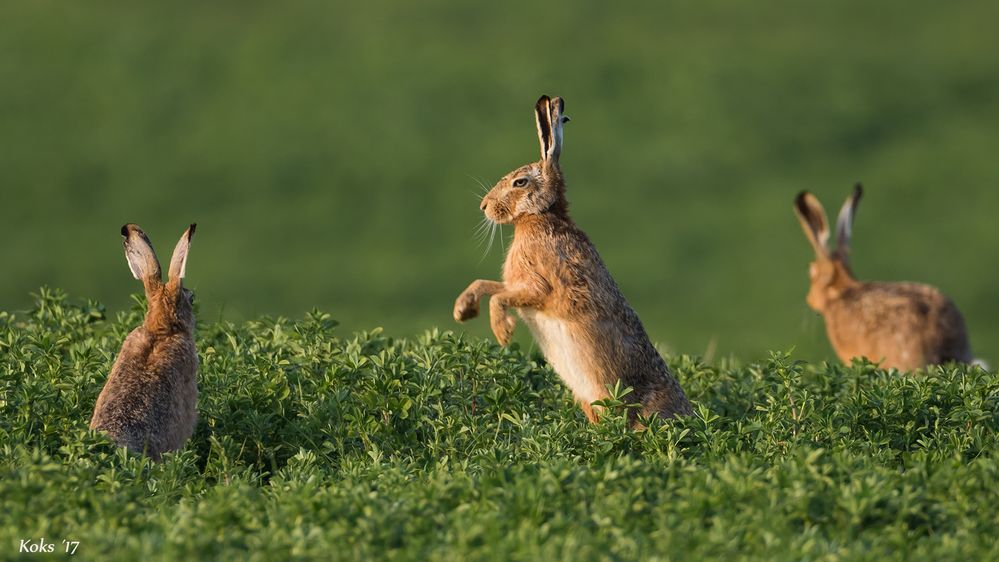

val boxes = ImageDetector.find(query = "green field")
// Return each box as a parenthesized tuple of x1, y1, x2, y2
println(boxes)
(2, 291, 997, 560)
(2, 1, 998, 363)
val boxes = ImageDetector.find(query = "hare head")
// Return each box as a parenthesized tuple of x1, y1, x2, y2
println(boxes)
(480, 95, 571, 224)
(121, 223, 197, 334)
(793, 184, 863, 312)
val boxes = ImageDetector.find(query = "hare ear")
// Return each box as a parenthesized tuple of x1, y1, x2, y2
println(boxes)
(834, 183, 863, 259)
(547, 96, 568, 164)
(122, 224, 162, 284)
(793, 192, 830, 258)
(535, 95, 569, 165)
(167, 224, 197, 282)
(535, 95, 553, 162)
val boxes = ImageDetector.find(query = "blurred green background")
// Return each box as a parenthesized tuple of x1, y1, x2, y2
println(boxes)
(2, 0, 997, 363)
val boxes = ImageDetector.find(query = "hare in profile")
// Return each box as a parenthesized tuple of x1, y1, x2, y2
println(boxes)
(454, 95, 692, 423)
(794, 184, 973, 370)
(91, 223, 198, 460)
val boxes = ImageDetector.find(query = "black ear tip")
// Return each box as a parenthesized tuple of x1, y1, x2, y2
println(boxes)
(853, 182, 864, 198)
(794, 191, 810, 215)
(121, 224, 130, 237)
(189, 223, 197, 237)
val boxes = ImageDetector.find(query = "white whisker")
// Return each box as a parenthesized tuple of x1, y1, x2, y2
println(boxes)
(465, 174, 492, 195)
(479, 220, 500, 263)
(473, 218, 491, 244)
(464, 175, 502, 264)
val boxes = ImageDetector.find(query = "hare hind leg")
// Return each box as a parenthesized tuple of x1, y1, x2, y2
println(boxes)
(579, 401, 600, 423)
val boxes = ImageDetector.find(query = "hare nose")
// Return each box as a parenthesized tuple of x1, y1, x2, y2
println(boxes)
(480, 199, 488, 211)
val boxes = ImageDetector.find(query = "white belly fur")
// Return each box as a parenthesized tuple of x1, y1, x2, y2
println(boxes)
(519, 309, 605, 404)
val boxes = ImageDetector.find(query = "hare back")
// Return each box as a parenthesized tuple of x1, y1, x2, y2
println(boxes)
(825, 281, 972, 369)
(90, 327, 198, 456)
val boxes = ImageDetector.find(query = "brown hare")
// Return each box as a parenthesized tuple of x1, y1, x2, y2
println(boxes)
(794, 184, 973, 370)
(454, 95, 692, 423)
(91, 224, 198, 460)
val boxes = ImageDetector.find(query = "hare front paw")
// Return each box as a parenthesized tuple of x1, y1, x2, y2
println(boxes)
(454, 291, 480, 322)
(490, 307, 517, 346)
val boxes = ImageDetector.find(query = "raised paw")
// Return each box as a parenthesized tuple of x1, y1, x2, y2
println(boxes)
(453, 291, 480, 322)
(490, 308, 517, 346)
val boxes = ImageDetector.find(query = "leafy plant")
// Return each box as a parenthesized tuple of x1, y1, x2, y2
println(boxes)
(1, 290, 997, 560)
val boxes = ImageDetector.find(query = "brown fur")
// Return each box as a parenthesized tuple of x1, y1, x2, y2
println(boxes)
(90, 224, 199, 460)
(454, 95, 692, 423)
(794, 185, 972, 370)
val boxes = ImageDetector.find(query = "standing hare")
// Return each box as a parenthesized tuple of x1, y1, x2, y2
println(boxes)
(794, 184, 973, 370)
(91, 223, 199, 460)
(454, 95, 692, 423)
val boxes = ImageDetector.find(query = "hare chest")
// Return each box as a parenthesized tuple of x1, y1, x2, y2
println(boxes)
(519, 309, 606, 405)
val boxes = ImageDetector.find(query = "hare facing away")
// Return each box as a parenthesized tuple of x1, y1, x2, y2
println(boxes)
(794, 184, 973, 370)
(90, 224, 198, 460)
(454, 95, 692, 423)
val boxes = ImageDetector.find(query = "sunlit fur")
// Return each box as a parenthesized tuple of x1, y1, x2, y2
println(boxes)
(90, 224, 199, 460)
(794, 186, 972, 370)
(455, 96, 692, 424)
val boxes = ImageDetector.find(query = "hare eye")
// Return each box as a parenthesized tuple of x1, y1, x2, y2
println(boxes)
(512, 177, 529, 187)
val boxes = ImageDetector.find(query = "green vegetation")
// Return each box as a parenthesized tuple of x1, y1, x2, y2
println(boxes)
(2, 290, 997, 560)
(2, 1, 998, 362)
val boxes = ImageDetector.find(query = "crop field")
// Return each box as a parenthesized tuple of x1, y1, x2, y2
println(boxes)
(2, 290, 997, 560)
